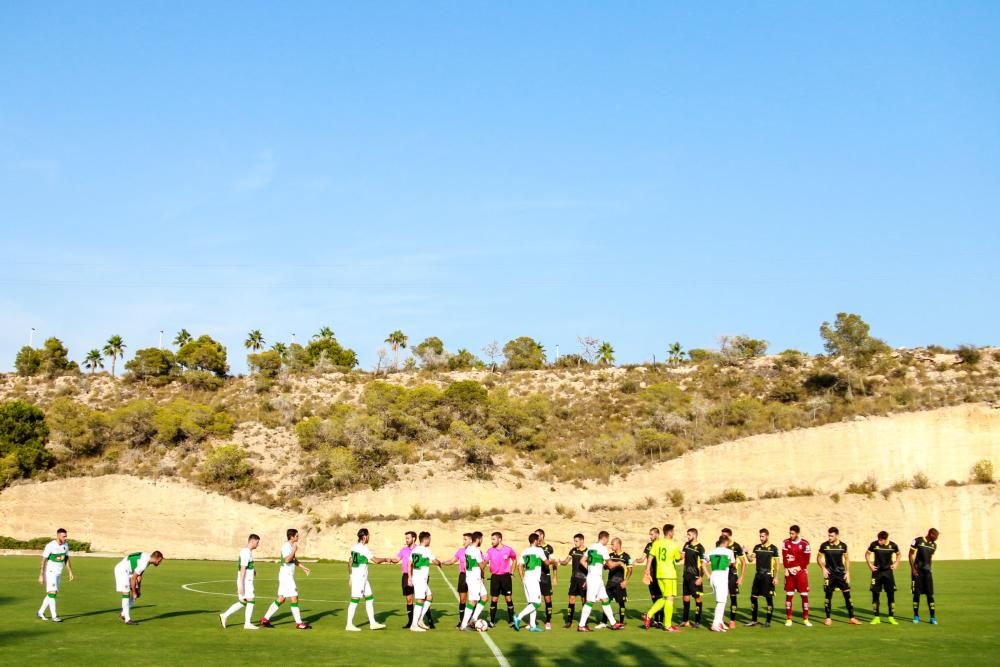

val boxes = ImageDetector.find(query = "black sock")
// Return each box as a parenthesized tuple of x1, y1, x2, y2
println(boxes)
(873, 594, 880, 615)
(913, 597, 919, 617)
(928, 596, 936, 618)
(490, 602, 498, 624)
(406, 603, 414, 627)
(765, 595, 774, 623)
(682, 599, 690, 622)
(825, 593, 833, 619)
(751, 596, 759, 621)
(568, 603, 575, 623)
(729, 595, 738, 622)
(887, 591, 895, 617)
(844, 592, 854, 618)
(619, 604, 626, 624)
(425, 606, 435, 628)
(458, 602, 464, 621)
(506, 603, 515, 622)
(695, 598, 703, 624)
(545, 600, 552, 623)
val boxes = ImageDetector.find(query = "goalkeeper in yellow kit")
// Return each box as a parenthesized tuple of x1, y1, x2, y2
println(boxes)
(642, 523, 682, 631)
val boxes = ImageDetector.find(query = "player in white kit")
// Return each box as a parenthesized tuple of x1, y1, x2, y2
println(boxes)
(37, 528, 74, 622)
(513, 532, 548, 632)
(578, 531, 624, 631)
(113, 549, 164, 624)
(220, 533, 261, 629)
(460, 531, 489, 630)
(408, 531, 441, 632)
(260, 528, 312, 630)
(346, 528, 391, 631)
(704, 534, 736, 632)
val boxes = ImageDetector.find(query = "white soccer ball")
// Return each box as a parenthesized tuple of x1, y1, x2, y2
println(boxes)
(475, 619, 489, 632)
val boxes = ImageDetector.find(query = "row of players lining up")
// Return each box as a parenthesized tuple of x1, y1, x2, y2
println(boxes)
(34, 524, 941, 633)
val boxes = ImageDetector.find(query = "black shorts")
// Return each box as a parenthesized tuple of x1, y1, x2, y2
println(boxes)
(401, 573, 414, 596)
(457, 571, 468, 594)
(912, 570, 934, 596)
(870, 571, 896, 594)
(569, 578, 587, 597)
(728, 570, 740, 595)
(490, 574, 513, 598)
(824, 576, 850, 594)
(682, 573, 703, 597)
(751, 573, 775, 597)
(608, 581, 627, 605)
(540, 575, 552, 597)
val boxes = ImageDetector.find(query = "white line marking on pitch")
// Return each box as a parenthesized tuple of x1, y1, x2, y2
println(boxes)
(180, 579, 386, 606)
(436, 566, 511, 667)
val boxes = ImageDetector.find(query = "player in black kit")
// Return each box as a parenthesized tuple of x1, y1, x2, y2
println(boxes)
(746, 528, 779, 627)
(680, 528, 705, 628)
(720, 528, 745, 628)
(865, 530, 900, 624)
(606, 538, 633, 625)
(560, 533, 588, 628)
(534, 528, 556, 629)
(642, 527, 664, 626)
(817, 527, 861, 625)
(909, 528, 939, 624)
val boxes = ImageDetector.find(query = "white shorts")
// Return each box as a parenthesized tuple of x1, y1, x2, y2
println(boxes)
(585, 577, 608, 603)
(523, 578, 542, 605)
(350, 571, 372, 599)
(710, 573, 729, 600)
(238, 573, 256, 601)
(466, 573, 486, 600)
(277, 572, 298, 598)
(413, 572, 432, 600)
(45, 569, 63, 594)
(114, 564, 132, 594)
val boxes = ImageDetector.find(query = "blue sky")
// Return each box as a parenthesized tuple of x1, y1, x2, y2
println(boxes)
(2, 1, 998, 372)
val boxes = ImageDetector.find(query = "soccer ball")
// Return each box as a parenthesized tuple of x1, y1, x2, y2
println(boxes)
(475, 619, 489, 632)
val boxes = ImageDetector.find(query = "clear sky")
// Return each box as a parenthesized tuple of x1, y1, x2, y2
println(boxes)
(2, 1, 998, 373)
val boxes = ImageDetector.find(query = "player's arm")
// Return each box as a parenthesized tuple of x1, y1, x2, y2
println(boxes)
(432, 558, 442, 566)
(890, 546, 901, 571)
(642, 552, 653, 585)
(908, 544, 918, 576)
(844, 548, 851, 583)
(130, 572, 141, 598)
(770, 550, 777, 581)
(296, 557, 311, 576)
(736, 551, 746, 584)
(865, 548, 876, 572)
(817, 549, 828, 578)
(406, 557, 414, 585)
(440, 556, 458, 566)
(239, 564, 248, 596)
(622, 562, 633, 588)
(38, 550, 47, 584)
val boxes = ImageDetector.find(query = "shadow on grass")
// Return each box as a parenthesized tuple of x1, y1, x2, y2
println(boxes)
(497, 638, 714, 667)
(0, 629, 47, 645)
(143, 609, 211, 621)
(63, 604, 153, 620)
(303, 608, 339, 624)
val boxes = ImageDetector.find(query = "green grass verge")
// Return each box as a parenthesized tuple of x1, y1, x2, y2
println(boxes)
(1, 556, 997, 665)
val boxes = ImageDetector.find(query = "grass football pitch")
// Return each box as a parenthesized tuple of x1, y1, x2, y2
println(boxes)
(1, 556, 997, 666)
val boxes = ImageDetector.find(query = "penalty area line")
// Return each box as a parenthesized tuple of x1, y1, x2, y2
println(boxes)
(436, 566, 510, 667)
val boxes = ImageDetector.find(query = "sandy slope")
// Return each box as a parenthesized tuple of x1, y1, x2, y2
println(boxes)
(1, 404, 997, 561)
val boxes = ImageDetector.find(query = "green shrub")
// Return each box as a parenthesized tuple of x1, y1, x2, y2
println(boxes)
(911, 472, 931, 489)
(709, 489, 748, 504)
(247, 350, 282, 379)
(668, 489, 684, 507)
(0, 400, 51, 484)
(846, 475, 878, 496)
(14, 346, 42, 377)
(0, 536, 91, 551)
(554, 503, 576, 519)
(125, 348, 176, 380)
(46, 398, 108, 456)
(760, 489, 783, 499)
(200, 444, 253, 490)
(177, 335, 229, 376)
(786, 486, 817, 497)
(152, 399, 234, 444)
(955, 345, 981, 366)
(503, 337, 546, 370)
(971, 459, 994, 484)
(108, 400, 157, 447)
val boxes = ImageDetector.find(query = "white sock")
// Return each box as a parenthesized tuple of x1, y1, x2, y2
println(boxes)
(244, 602, 255, 625)
(38, 598, 49, 616)
(472, 601, 485, 621)
(222, 602, 243, 620)
(420, 600, 431, 622)
(347, 601, 358, 626)
(603, 604, 616, 624)
(411, 603, 424, 629)
(121, 597, 131, 621)
(529, 608, 537, 627)
(461, 605, 474, 628)
(517, 604, 533, 620)
(291, 604, 302, 624)
(579, 603, 592, 627)
(49, 596, 58, 618)
(263, 601, 279, 620)
(365, 598, 376, 624)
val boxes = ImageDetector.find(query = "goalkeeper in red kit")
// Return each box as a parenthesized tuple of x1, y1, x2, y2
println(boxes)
(781, 525, 812, 627)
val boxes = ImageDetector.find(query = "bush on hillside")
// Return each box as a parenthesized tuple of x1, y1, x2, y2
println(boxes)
(956, 345, 981, 366)
(0, 400, 51, 486)
(0, 536, 91, 551)
(200, 444, 253, 490)
(151, 399, 234, 444)
(971, 459, 994, 484)
(46, 398, 109, 456)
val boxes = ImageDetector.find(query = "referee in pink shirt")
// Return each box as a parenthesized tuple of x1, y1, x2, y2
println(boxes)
(486, 531, 518, 626)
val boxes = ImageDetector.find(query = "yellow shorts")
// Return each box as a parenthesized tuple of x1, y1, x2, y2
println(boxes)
(657, 578, 677, 597)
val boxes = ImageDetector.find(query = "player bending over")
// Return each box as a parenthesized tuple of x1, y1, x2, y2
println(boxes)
(866, 530, 900, 625)
(114, 550, 164, 625)
(37, 528, 74, 622)
(260, 528, 311, 630)
(220, 533, 260, 629)
(346, 528, 391, 631)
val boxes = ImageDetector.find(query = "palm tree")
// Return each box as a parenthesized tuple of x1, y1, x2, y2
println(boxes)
(313, 326, 335, 341)
(385, 330, 408, 369)
(244, 329, 265, 352)
(668, 341, 684, 366)
(597, 341, 615, 365)
(271, 342, 288, 363)
(102, 335, 126, 378)
(173, 329, 192, 347)
(83, 349, 104, 374)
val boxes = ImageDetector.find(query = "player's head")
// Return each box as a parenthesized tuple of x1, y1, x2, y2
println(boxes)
(405, 530, 417, 546)
(789, 525, 801, 540)
(419, 531, 431, 545)
(662, 524, 674, 538)
(686, 528, 698, 542)
(598, 530, 610, 544)
(462, 532, 473, 547)
(472, 531, 483, 545)
(716, 535, 730, 547)
(721, 527, 733, 537)
(648, 527, 659, 541)
(611, 537, 622, 551)
(491, 531, 502, 547)
(528, 533, 539, 545)
(927, 528, 939, 541)
(534, 528, 546, 542)
(248, 533, 261, 549)
(877, 530, 889, 545)
(759, 528, 769, 544)
(150, 550, 164, 566)
(56, 528, 67, 544)
(827, 527, 839, 542)
(573, 533, 585, 547)
(286, 528, 299, 542)
(357, 528, 370, 544)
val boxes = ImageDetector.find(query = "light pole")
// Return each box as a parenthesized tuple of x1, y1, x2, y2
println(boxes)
(29, 327, 35, 346)
(555, 344, 560, 363)
(159, 330, 164, 349)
